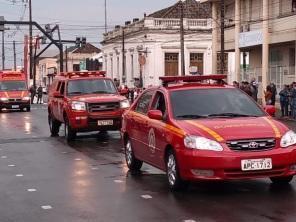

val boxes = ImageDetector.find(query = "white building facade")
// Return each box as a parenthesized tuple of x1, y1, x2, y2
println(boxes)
(102, 0, 214, 88)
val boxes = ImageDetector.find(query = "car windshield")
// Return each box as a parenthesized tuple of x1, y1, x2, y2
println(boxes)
(67, 79, 117, 95)
(170, 88, 265, 119)
(0, 81, 27, 91)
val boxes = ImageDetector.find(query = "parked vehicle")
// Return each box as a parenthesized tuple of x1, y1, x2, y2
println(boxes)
(0, 71, 30, 112)
(121, 75, 296, 191)
(48, 71, 130, 141)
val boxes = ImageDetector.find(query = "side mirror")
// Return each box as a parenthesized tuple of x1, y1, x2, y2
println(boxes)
(264, 105, 276, 117)
(148, 110, 163, 121)
(53, 91, 64, 98)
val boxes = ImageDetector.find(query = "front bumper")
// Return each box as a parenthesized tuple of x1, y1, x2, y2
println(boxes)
(177, 146, 296, 181)
(0, 101, 30, 110)
(68, 110, 124, 132)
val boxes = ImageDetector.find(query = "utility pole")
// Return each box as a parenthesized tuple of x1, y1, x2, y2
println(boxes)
(65, 46, 68, 72)
(220, 0, 225, 74)
(29, 0, 33, 79)
(122, 29, 126, 84)
(13, 40, 16, 70)
(104, 0, 107, 33)
(180, 0, 185, 76)
(1, 30, 4, 70)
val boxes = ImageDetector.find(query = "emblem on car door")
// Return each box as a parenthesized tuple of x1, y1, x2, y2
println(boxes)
(148, 128, 156, 154)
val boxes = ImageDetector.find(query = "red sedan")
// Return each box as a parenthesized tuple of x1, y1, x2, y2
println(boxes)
(121, 75, 296, 191)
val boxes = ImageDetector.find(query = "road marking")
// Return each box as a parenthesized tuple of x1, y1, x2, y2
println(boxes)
(114, 180, 124, 183)
(75, 158, 82, 161)
(183, 220, 197, 222)
(27, 189, 37, 192)
(8, 164, 16, 167)
(1, 156, 7, 159)
(141, 195, 152, 199)
(41, 205, 52, 210)
(16, 174, 23, 177)
(91, 167, 99, 170)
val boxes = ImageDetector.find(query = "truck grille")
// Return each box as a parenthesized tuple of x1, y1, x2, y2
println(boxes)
(8, 98, 22, 102)
(88, 102, 120, 112)
(227, 138, 276, 151)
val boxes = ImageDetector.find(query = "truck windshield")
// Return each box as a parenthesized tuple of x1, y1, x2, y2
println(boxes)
(0, 81, 27, 91)
(67, 79, 117, 95)
(170, 88, 265, 119)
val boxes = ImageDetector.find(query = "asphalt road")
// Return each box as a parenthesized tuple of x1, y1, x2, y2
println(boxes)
(0, 106, 296, 222)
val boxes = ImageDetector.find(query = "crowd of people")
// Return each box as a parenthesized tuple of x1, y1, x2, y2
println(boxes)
(278, 83, 296, 118)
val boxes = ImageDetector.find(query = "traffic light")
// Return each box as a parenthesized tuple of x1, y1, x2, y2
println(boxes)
(81, 37, 87, 47)
(75, 37, 81, 47)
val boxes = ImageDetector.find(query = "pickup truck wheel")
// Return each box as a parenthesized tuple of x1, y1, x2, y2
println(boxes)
(166, 150, 187, 191)
(125, 139, 143, 171)
(48, 114, 60, 136)
(64, 118, 76, 142)
(270, 176, 294, 185)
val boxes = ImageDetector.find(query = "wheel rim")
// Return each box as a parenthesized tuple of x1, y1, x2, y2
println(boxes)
(167, 154, 177, 186)
(126, 141, 133, 166)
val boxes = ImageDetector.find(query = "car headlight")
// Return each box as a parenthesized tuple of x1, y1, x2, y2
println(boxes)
(71, 101, 86, 111)
(0, 97, 8, 102)
(22, 96, 30, 101)
(120, 99, 130, 109)
(280, 130, 296, 148)
(184, 135, 223, 152)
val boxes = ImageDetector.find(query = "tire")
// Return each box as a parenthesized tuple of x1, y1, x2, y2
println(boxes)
(26, 106, 31, 112)
(166, 150, 187, 191)
(48, 114, 60, 137)
(125, 138, 143, 171)
(64, 117, 76, 142)
(270, 176, 294, 185)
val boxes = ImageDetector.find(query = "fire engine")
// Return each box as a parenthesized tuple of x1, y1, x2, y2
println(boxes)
(0, 71, 30, 112)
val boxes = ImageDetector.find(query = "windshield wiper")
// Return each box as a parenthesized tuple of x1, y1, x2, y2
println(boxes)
(208, 113, 259, 118)
(176, 114, 208, 119)
(92, 91, 113, 94)
(68, 91, 83, 95)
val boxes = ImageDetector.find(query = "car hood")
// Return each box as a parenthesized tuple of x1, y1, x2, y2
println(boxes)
(0, 91, 29, 98)
(175, 117, 288, 142)
(69, 94, 126, 103)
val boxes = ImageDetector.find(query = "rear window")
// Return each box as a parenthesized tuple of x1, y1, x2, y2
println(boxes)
(170, 88, 265, 119)
(67, 79, 117, 96)
(0, 81, 27, 91)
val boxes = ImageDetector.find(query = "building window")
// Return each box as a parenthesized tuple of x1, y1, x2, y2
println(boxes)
(190, 53, 204, 75)
(165, 53, 179, 76)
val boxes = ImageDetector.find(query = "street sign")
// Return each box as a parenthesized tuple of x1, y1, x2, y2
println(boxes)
(0, 16, 4, 31)
(79, 61, 86, 71)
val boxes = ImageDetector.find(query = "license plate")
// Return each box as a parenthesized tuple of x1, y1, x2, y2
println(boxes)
(241, 158, 272, 171)
(97, 120, 113, 126)
(12, 105, 19, 109)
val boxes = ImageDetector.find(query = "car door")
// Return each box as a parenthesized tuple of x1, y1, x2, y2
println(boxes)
(148, 91, 168, 168)
(52, 81, 61, 120)
(130, 90, 155, 161)
(56, 81, 66, 122)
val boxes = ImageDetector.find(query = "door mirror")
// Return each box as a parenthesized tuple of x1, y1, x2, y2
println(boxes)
(148, 110, 163, 120)
(264, 105, 276, 117)
(53, 91, 64, 98)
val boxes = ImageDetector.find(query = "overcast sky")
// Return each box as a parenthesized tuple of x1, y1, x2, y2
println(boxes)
(0, 0, 176, 68)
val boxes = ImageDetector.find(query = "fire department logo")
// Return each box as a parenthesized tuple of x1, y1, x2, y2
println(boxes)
(248, 142, 259, 149)
(148, 128, 156, 154)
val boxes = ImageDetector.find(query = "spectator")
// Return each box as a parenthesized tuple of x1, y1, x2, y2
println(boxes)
(29, 85, 36, 104)
(250, 78, 258, 102)
(279, 85, 289, 117)
(264, 85, 273, 105)
(37, 85, 43, 104)
(232, 81, 239, 88)
(291, 83, 296, 119)
(270, 83, 277, 105)
(240, 81, 252, 97)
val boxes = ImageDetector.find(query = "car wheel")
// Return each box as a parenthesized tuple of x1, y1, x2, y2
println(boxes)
(125, 139, 143, 171)
(166, 150, 187, 191)
(26, 106, 31, 112)
(48, 114, 60, 137)
(270, 176, 294, 185)
(64, 118, 76, 142)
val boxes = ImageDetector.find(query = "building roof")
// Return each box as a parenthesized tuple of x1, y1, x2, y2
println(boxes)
(148, 0, 211, 19)
(72, 43, 101, 54)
